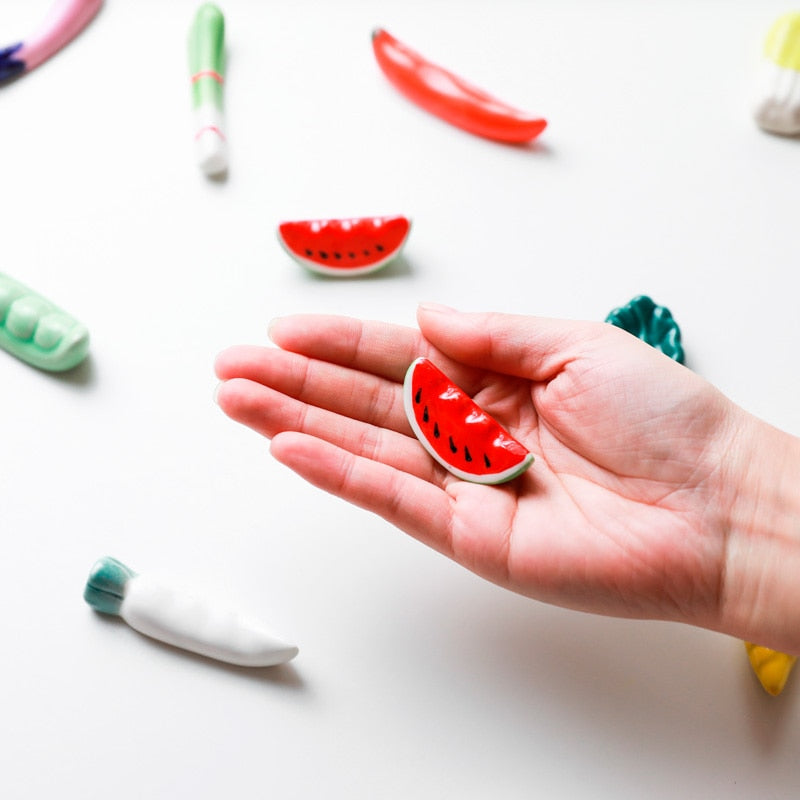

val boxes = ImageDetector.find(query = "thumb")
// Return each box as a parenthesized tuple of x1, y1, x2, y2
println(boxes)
(416, 303, 609, 381)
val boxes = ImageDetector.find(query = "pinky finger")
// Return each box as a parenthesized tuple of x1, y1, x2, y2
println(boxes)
(270, 431, 455, 558)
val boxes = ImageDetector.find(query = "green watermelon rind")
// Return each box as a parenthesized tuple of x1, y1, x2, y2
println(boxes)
(402, 357, 534, 485)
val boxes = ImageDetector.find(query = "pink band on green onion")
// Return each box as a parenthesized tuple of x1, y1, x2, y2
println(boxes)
(191, 69, 224, 85)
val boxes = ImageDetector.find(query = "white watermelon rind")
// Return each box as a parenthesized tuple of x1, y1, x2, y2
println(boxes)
(402, 357, 534, 485)
(276, 219, 411, 278)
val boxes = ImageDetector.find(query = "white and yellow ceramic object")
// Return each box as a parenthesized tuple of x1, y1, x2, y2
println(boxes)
(753, 12, 800, 134)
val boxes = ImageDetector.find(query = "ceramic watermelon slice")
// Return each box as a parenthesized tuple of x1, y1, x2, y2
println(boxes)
(277, 215, 411, 276)
(403, 357, 534, 484)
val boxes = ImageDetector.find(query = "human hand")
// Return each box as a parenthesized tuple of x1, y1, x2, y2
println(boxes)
(214, 304, 800, 652)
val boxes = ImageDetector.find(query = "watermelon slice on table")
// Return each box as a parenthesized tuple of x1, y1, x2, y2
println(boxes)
(403, 357, 534, 484)
(277, 215, 411, 276)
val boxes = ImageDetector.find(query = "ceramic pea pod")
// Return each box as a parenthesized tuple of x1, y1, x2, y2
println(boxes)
(0, 272, 89, 371)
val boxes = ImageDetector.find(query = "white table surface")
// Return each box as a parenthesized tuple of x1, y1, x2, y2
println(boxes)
(3, 1, 800, 797)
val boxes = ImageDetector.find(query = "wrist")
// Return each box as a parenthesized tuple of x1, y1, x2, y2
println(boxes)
(719, 410, 800, 654)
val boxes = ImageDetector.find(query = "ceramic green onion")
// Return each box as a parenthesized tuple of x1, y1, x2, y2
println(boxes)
(188, 4, 227, 175)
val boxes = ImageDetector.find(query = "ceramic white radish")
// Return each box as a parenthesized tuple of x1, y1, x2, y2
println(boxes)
(84, 557, 298, 667)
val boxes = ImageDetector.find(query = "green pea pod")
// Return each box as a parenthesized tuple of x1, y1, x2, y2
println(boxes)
(605, 295, 685, 364)
(0, 272, 89, 371)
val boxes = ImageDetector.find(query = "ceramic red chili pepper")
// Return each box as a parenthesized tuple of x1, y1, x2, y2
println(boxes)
(371, 28, 547, 143)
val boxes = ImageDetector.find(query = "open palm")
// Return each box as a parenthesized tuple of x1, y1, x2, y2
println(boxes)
(215, 305, 745, 633)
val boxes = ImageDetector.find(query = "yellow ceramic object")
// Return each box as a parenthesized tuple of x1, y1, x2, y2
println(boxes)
(764, 12, 800, 72)
(753, 12, 800, 134)
(744, 642, 797, 696)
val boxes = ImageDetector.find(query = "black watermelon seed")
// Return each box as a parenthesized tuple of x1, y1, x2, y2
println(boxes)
(376, 244, 384, 252)
(464, 446, 472, 462)
(305, 248, 313, 256)
(449, 436, 457, 454)
(422, 406, 429, 423)
(319, 251, 329, 259)
(363, 249, 370, 255)
(433, 423, 440, 438)
(348, 252, 356, 258)
(484, 454, 491, 468)
(334, 252, 342, 259)
(414, 388, 422, 404)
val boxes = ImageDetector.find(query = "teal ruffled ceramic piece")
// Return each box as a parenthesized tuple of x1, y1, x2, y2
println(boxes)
(605, 295, 685, 364)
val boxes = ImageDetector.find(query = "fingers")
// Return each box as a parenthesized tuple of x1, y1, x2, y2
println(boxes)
(416, 304, 610, 381)
(266, 315, 428, 382)
(216, 377, 446, 484)
(270, 431, 456, 557)
(215, 345, 411, 435)
(262, 313, 494, 395)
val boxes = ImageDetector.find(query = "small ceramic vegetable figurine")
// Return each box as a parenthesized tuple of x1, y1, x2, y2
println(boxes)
(0, 0, 103, 82)
(372, 28, 547, 143)
(744, 642, 797, 696)
(84, 556, 299, 667)
(403, 357, 534, 484)
(753, 12, 800, 135)
(188, 3, 227, 176)
(605, 295, 685, 364)
(0, 272, 89, 371)
(277, 215, 411, 277)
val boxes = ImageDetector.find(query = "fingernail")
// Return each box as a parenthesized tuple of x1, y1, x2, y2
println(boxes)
(213, 381, 223, 405)
(418, 302, 457, 314)
(267, 318, 279, 341)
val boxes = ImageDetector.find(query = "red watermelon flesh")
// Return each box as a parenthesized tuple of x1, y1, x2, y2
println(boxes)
(277, 215, 411, 276)
(403, 357, 534, 484)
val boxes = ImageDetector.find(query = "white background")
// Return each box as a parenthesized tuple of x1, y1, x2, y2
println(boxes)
(2, 1, 800, 797)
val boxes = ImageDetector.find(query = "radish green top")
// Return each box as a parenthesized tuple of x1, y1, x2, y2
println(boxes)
(83, 556, 136, 615)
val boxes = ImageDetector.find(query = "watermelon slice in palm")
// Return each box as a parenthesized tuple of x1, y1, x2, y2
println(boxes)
(403, 357, 534, 484)
(277, 215, 411, 276)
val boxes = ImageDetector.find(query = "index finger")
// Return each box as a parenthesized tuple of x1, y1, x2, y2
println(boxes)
(268, 315, 427, 383)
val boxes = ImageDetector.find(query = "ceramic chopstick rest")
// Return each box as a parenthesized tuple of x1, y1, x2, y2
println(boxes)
(188, 3, 228, 175)
(0, 272, 89, 371)
(84, 556, 298, 667)
(605, 295, 685, 364)
(0, 0, 103, 82)
(753, 12, 800, 135)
